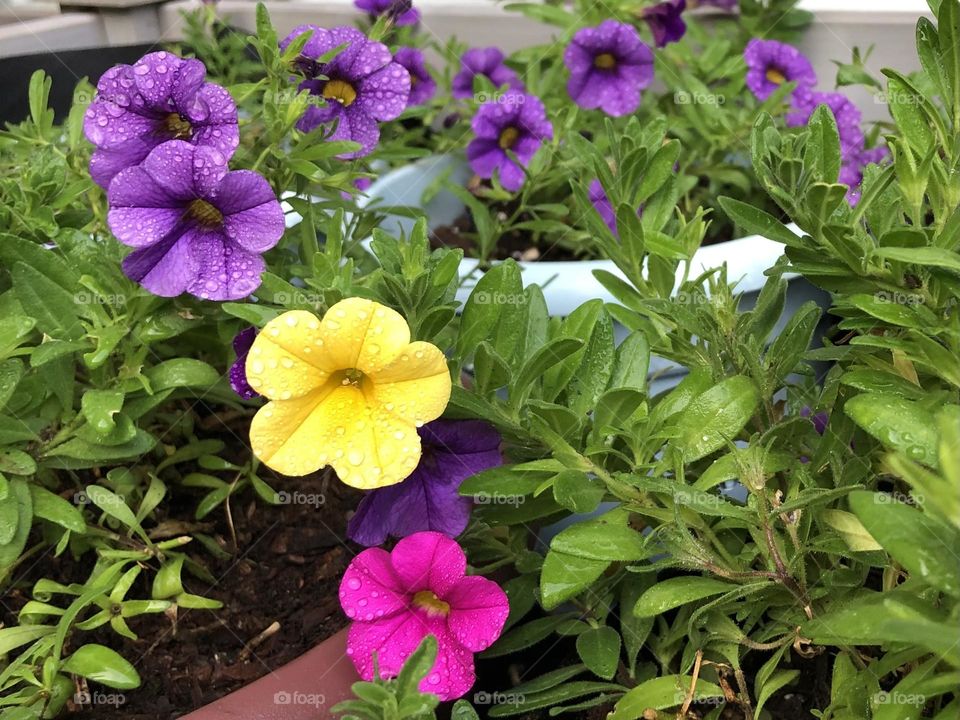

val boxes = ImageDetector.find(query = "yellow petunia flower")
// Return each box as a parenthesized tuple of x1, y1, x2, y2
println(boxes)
(246, 298, 452, 489)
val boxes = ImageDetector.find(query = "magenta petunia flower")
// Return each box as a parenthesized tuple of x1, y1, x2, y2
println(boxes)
(466, 92, 553, 191)
(84, 51, 239, 189)
(744, 39, 816, 102)
(643, 0, 687, 47)
(451, 47, 524, 100)
(280, 25, 410, 158)
(340, 532, 509, 701)
(354, 0, 419, 26)
(230, 327, 260, 399)
(564, 20, 655, 117)
(394, 47, 436, 106)
(107, 140, 284, 301)
(347, 420, 502, 546)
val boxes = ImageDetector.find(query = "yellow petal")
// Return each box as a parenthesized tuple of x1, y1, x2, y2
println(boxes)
(319, 298, 410, 374)
(249, 381, 422, 487)
(371, 341, 452, 427)
(246, 310, 332, 400)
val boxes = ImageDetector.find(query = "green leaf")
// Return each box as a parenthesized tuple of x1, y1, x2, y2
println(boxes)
(850, 491, 960, 597)
(483, 615, 576, 659)
(872, 245, 960, 273)
(634, 577, 735, 617)
(0, 359, 24, 413)
(551, 520, 648, 561)
(80, 389, 124, 435)
(610, 675, 724, 718)
(0, 624, 55, 655)
(576, 626, 621, 680)
(11, 262, 82, 340)
(143, 359, 221, 392)
(844, 393, 940, 466)
(719, 196, 801, 246)
(29, 485, 85, 533)
(61, 644, 141, 689)
(0, 478, 32, 578)
(512, 337, 584, 402)
(822, 509, 882, 551)
(669, 376, 759, 462)
(0, 448, 35, 476)
(83, 485, 150, 544)
(553, 470, 605, 514)
(540, 550, 610, 611)
(804, 104, 842, 182)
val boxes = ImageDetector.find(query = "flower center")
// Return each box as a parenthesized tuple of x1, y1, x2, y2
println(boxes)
(187, 199, 223, 228)
(594, 53, 617, 70)
(163, 112, 193, 140)
(412, 590, 450, 617)
(339, 368, 366, 387)
(766, 67, 787, 85)
(323, 79, 358, 107)
(498, 126, 520, 150)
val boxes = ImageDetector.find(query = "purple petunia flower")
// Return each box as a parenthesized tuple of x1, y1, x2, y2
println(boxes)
(451, 47, 524, 100)
(280, 25, 410, 158)
(230, 327, 260, 399)
(341, 176, 374, 201)
(466, 93, 553, 192)
(744, 39, 816, 102)
(107, 140, 284, 301)
(354, 0, 419, 26)
(564, 20, 655, 117)
(643, 0, 687, 48)
(394, 47, 436, 106)
(347, 420, 502, 546)
(84, 51, 239, 189)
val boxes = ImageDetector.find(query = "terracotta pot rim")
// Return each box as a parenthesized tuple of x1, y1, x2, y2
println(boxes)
(181, 626, 358, 720)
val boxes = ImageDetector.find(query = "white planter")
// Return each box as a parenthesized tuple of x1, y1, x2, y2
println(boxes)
(360, 155, 812, 316)
(359, 156, 828, 393)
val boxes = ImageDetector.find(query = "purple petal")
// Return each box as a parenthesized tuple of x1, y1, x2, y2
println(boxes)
(217, 170, 285, 253)
(230, 327, 260, 400)
(89, 139, 157, 189)
(122, 230, 199, 297)
(132, 52, 201, 111)
(185, 231, 266, 300)
(356, 62, 411, 120)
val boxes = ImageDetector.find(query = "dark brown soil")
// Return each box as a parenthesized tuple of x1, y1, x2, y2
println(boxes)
(3, 461, 359, 720)
(431, 208, 580, 263)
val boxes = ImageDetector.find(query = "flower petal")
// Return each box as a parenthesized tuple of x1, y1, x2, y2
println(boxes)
(318, 298, 410, 373)
(339, 547, 409, 621)
(121, 229, 198, 297)
(356, 62, 411, 121)
(372, 341, 451, 427)
(445, 575, 510, 652)
(245, 310, 332, 400)
(185, 231, 266, 301)
(186, 83, 240, 156)
(346, 611, 431, 681)
(418, 623, 476, 701)
(107, 166, 183, 247)
(217, 170, 285, 253)
(391, 532, 466, 596)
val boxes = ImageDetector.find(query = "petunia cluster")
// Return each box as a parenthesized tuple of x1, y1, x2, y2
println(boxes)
(232, 300, 509, 699)
(744, 39, 887, 203)
(86, 51, 284, 301)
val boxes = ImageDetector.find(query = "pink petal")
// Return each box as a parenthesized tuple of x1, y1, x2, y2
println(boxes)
(445, 575, 510, 652)
(391, 532, 466, 596)
(340, 548, 409, 622)
(419, 623, 476, 701)
(347, 611, 429, 680)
